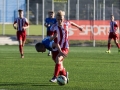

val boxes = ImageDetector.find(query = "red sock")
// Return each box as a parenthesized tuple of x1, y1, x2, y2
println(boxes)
(108, 43, 111, 50)
(54, 64, 61, 77)
(59, 68, 66, 76)
(19, 45, 23, 55)
(116, 43, 120, 48)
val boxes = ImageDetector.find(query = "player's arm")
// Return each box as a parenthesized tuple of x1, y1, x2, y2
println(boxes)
(44, 18, 50, 28)
(44, 23, 50, 27)
(13, 20, 17, 30)
(52, 43, 66, 57)
(13, 23, 17, 30)
(70, 21, 83, 31)
(49, 24, 56, 36)
(23, 18, 29, 30)
(114, 22, 118, 33)
(49, 32, 57, 41)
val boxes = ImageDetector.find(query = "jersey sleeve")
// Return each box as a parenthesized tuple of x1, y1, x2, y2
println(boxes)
(114, 21, 118, 27)
(49, 24, 56, 36)
(55, 19, 57, 24)
(25, 18, 29, 26)
(45, 18, 48, 24)
(68, 21, 72, 28)
(13, 18, 17, 24)
(54, 31, 58, 43)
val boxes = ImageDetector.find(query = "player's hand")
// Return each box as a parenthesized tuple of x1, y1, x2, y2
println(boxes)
(78, 27, 83, 31)
(13, 26, 17, 30)
(59, 51, 67, 57)
(22, 26, 26, 30)
(47, 24, 50, 27)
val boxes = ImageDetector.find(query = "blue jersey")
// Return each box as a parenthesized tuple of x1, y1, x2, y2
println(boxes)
(42, 37, 54, 51)
(45, 18, 57, 31)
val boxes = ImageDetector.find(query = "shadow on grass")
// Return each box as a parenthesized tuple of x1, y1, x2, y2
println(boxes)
(0, 82, 57, 87)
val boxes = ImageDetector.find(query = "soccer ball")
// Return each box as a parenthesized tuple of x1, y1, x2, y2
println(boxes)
(57, 75, 67, 85)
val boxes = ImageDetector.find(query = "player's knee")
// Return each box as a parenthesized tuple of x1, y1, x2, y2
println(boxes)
(55, 57, 61, 64)
(19, 41, 22, 45)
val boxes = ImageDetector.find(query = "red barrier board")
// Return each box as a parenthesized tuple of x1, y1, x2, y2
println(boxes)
(69, 20, 120, 40)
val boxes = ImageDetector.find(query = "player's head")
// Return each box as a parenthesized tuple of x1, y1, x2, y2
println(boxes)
(35, 42, 46, 52)
(56, 10, 65, 26)
(111, 15, 114, 21)
(48, 10, 55, 18)
(18, 9, 24, 18)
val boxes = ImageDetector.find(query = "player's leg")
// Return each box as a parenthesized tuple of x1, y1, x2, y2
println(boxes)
(49, 51, 60, 83)
(48, 50, 51, 56)
(17, 31, 24, 58)
(20, 31, 26, 58)
(22, 31, 26, 47)
(50, 49, 69, 83)
(113, 37, 120, 53)
(106, 34, 112, 53)
(49, 51, 60, 82)
(22, 39, 26, 47)
(59, 62, 69, 83)
(47, 31, 52, 56)
(18, 40, 24, 58)
(59, 49, 69, 83)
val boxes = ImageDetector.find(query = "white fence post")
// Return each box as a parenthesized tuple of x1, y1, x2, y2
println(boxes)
(27, 0, 29, 35)
(42, 0, 45, 39)
(36, 3, 39, 25)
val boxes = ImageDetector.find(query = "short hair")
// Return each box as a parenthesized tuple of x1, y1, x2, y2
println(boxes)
(48, 10, 54, 13)
(56, 10, 65, 17)
(18, 9, 23, 12)
(35, 42, 46, 52)
(111, 14, 114, 17)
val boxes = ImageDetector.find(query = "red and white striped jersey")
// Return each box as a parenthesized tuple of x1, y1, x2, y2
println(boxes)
(110, 21, 118, 32)
(50, 20, 71, 51)
(14, 17, 28, 31)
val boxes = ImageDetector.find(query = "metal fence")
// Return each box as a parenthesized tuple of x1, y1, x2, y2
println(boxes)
(0, 0, 120, 28)
(31, 0, 120, 23)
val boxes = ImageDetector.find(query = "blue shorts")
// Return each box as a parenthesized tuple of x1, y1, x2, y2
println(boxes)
(42, 37, 54, 51)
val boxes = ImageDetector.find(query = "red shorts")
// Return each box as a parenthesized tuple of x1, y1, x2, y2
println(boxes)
(52, 48, 69, 62)
(108, 32, 118, 40)
(17, 30, 26, 41)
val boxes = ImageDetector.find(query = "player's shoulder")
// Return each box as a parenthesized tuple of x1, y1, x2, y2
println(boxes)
(64, 20, 71, 26)
(64, 20, 70, 23)
(14, 17, 19, 20)
(114, 21, 117, 24)
(45, 17, 50, 20)
(50, 23, 57, 30)
(53, 18, 56, 20)
(23, 17, 28, 20)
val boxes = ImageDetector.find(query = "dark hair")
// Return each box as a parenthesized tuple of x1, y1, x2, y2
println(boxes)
(48, 10, 54, 13)
(18, 9, 23, 12)
(111, 14, 114, 17)
(35, 42, 46, 52)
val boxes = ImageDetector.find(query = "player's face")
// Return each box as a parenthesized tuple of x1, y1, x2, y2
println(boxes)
(57, 15, 64, 26)
(49, 12, 54, 18)
(111, 16, 114, 21)
(19, 11, 24, 18)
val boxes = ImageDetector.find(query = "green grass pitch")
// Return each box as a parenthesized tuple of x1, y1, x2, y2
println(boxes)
(0, 46, 120, 90)
(0, 24, 45, 35)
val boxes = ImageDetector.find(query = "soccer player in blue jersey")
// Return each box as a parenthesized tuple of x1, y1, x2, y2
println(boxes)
(44, 10, 57, 56)
(35, 33, 66, 57)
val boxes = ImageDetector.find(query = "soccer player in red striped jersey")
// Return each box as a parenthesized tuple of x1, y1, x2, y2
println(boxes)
(13, 9, 29, 58)
(49, 10, 82, 83)
(106, 15, 120, 53)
